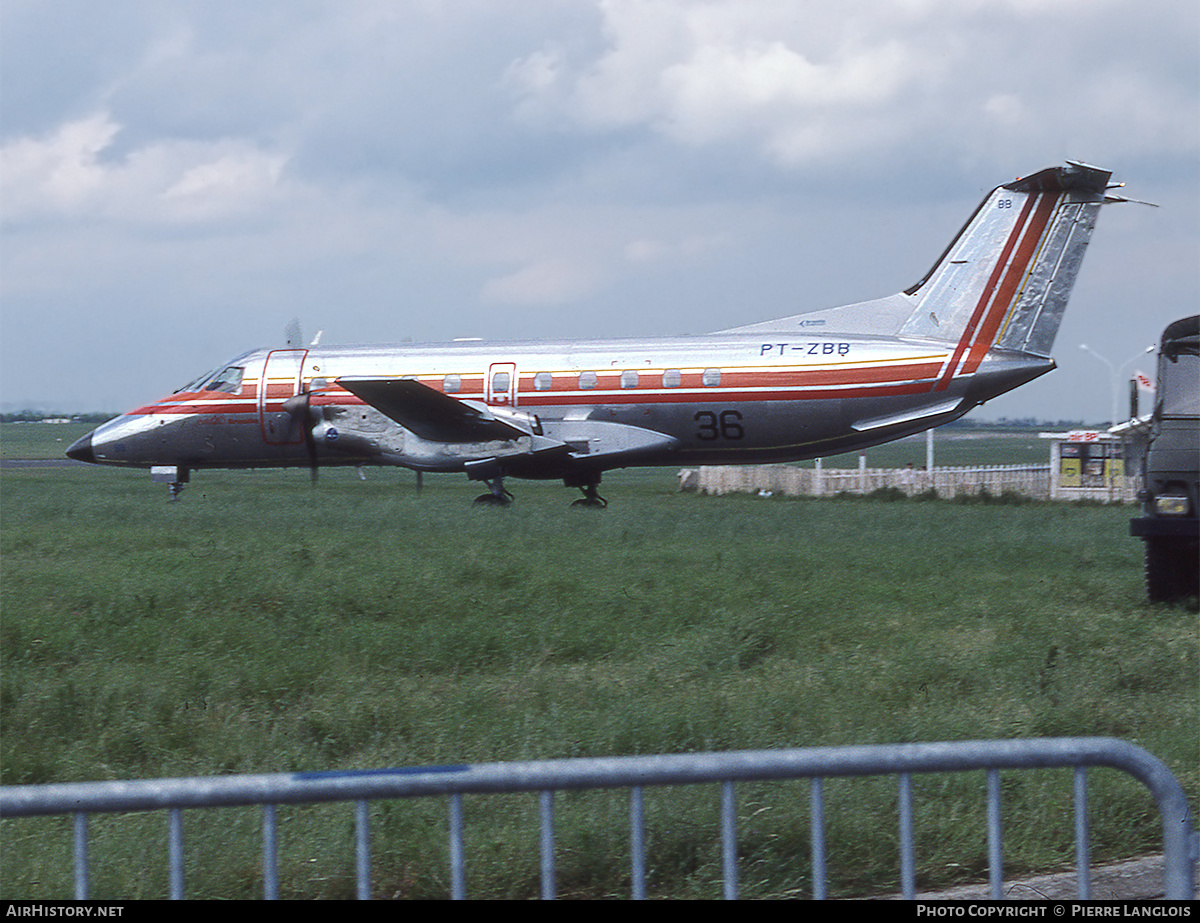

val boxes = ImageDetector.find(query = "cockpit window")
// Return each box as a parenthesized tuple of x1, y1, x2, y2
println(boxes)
(176, 368, 219, 393)
(177, 366, 244, 394)
(206, 366, 244, 394)
(175, 351, 257, 394)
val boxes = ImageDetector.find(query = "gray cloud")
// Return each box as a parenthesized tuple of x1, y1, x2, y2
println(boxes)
(2, 0, 1196, 423)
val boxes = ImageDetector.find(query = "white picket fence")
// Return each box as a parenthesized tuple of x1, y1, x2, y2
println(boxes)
(679, 464, 1136, 502)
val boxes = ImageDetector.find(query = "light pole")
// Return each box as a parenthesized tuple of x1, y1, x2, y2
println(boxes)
(1079, 343, 1155, 429)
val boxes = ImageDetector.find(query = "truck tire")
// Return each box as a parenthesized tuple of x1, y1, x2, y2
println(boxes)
(1144, 538, 1198, 603)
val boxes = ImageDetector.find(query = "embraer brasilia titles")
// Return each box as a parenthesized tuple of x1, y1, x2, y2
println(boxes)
(68, 162, 1127, 505)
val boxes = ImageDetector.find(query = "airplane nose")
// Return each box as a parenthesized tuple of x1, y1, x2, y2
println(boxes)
(66, 433, 95, 464)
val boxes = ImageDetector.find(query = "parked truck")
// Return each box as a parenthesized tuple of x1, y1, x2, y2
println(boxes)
(1129, 315, 1199, 603)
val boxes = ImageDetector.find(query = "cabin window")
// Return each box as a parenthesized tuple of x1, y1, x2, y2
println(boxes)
(207, 366, 244, 394)
(491, 371, 510, 392)
(663, 369, 681, 388)
(702, 368, 721, 387)
(443, 374, 461, 393)
(309, 377, 327, 391)
(620, 370, 639, 389)
(579, 371, 598, 390)
(534, 372, 553, 391)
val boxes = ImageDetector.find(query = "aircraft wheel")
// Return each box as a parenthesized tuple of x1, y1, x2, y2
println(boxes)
(571, 480, 607, 508)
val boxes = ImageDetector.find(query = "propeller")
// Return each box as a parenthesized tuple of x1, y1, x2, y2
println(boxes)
(282, 391, 320, 484)
(282, 319, 328, 483)
(282, 319, 324, 482)
(285, 318, 324, 347)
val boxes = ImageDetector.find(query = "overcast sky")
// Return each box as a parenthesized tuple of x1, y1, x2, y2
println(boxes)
(2, 0, 1197, 422)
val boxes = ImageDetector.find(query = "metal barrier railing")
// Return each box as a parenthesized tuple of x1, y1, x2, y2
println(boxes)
(2, 737, 1194, 899)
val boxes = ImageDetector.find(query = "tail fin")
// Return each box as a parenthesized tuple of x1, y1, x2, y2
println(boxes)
(722, 162, 1114, 359)
(900, 161, 1111, 363)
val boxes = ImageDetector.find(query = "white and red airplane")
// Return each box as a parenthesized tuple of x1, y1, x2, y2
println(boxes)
(69, 162, 1126, 504)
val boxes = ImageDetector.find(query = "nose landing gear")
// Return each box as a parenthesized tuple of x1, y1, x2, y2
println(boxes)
(152, 466, 190, 502)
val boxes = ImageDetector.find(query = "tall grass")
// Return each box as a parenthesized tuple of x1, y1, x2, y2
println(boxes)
(1, 465, 1195, 898)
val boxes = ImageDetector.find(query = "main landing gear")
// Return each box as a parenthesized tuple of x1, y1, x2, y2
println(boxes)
(473, 475, 514, 507)
(467, 462, 608, 508)
(466, 459, 514, 506)
(567, 473, 607, 508)
(571, 483, 607, 508)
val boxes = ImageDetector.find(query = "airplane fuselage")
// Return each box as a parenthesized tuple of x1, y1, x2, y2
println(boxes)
(72, 332, 1050, 477)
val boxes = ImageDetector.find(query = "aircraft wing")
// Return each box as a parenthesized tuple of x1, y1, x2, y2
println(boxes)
(338, 377, 678, 464)
(337, 378, 530, 443)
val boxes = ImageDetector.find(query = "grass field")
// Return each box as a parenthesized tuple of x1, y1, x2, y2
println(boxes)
(1, 428, 1196, 899)
(0, 422, 95, 460)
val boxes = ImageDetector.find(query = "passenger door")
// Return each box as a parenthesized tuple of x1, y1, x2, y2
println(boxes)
(258, 349, 307, 444)
(486, 362, 518, 408)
